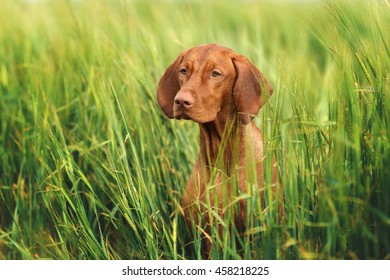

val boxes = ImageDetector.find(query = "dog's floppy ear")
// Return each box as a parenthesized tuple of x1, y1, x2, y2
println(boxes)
(232, 55, 273, 125)
(157, 51, 187, 118)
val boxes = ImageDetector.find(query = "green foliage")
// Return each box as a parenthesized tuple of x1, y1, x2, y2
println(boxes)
(0, 0, 389, 259)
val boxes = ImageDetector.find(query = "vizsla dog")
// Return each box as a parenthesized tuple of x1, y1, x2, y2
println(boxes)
(157, 44, 281, 257)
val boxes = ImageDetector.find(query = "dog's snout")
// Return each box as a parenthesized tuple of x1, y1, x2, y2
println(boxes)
(174, 92, 194, 109)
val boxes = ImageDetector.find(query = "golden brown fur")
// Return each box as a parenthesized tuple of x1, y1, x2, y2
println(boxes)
(157, 44, 282, 257)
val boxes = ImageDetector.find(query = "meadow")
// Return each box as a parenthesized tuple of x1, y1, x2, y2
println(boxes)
(0, 0, 389, 260)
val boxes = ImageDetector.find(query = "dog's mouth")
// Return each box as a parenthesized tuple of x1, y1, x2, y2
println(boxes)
(174, 113, 191, 120)
(174, 108, 217, 124)
(173, 106, 191, 120)
(174, 109, 192, 120)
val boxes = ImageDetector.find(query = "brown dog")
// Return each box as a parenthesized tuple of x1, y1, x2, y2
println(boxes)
(157, 44, 280, 257)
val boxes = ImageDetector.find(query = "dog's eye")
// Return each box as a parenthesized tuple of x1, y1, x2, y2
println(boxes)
(179, 68, 188, 76)
(211, 70, 221, 77)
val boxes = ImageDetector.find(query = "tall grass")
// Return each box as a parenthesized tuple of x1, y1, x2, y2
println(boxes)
(0, 0, 389, 259)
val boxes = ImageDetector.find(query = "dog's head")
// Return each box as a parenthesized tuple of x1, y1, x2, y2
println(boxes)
(157, 44, 273, 124)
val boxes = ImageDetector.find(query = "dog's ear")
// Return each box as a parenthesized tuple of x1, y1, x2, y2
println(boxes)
(157, 51, 187, 118)
(232, 55, 273, 125)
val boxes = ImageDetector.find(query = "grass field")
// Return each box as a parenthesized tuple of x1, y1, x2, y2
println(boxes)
(0, 0, 389, 260)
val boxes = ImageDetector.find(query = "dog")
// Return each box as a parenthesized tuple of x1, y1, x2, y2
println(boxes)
(157, 44, 282, 258)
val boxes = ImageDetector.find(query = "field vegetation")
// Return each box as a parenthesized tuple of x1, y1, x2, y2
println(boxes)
(0, 0, 389, 259)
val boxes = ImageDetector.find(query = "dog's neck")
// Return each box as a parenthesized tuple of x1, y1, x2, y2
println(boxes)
(198, 108, 242, 169)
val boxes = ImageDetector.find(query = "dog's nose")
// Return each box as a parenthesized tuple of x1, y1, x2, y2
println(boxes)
(174, 92, 194, 109)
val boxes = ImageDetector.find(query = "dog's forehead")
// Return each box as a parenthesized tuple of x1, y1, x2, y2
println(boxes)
(183, 44, 234, 66)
